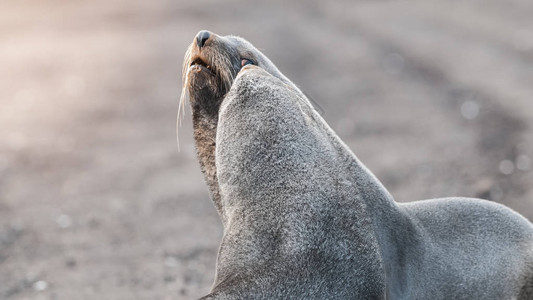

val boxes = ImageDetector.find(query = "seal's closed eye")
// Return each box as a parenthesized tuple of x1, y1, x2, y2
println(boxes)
(241, 58, 254, 68)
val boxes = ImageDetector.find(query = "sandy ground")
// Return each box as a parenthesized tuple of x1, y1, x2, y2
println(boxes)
(1, 0, 533, 299)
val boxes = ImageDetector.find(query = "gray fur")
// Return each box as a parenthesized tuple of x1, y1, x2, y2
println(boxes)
(181, 32, 533, 299)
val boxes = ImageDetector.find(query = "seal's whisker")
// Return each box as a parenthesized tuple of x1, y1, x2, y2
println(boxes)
(177, 44, 193, 152)
(211, 52, 234, 95)
(221, 55, 235, 92)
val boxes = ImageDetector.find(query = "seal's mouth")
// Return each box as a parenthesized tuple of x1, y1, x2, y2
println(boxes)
(179, 33, 239, 134)
(190, 56, 215, 76)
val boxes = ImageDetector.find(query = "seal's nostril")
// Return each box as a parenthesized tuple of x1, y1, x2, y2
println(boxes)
(196, 30, 211, 49)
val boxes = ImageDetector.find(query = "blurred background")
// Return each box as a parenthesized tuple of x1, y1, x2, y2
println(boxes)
(1, 0, 533, 299)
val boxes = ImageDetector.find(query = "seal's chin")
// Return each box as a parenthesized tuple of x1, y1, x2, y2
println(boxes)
(184, 58, 228, 113)
(185, 53, 238, 105)
(187, 69, 219, 100)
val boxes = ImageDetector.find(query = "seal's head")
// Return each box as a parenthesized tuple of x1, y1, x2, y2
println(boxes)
(178, 30, 305, 221)
(179, 30, 295, 120)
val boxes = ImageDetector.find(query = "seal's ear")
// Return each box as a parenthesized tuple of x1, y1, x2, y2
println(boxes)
(302, 90, 325, 116)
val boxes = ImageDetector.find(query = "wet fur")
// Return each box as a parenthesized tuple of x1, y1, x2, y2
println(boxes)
(180, 32, 533, 299)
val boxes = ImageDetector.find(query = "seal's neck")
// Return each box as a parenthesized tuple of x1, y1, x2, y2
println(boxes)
(192, 101, 226, 223)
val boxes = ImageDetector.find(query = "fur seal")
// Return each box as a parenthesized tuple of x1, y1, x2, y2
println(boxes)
(180, 30, 533, 299)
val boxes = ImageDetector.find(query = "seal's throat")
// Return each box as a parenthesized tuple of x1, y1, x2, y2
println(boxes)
(192, 103, 225, 221)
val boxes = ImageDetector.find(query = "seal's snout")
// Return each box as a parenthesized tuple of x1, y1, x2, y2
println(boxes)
(196, 30, 211, 49)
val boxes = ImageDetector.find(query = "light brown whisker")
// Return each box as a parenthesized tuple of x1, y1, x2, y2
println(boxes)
(177, 44, 193, 151)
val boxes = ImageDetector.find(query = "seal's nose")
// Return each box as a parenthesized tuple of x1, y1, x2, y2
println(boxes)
(196, 30, 211, 49)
